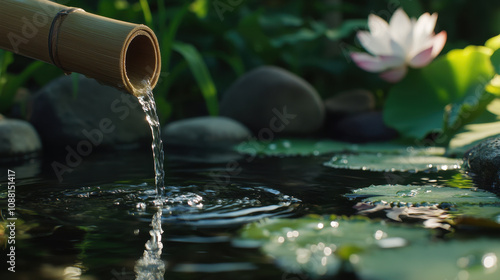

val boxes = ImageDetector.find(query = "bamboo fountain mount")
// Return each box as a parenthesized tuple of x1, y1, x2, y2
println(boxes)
(0, 0, 161, 96)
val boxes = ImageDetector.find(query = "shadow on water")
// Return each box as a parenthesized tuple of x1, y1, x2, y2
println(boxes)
(0, 148, 462, 280)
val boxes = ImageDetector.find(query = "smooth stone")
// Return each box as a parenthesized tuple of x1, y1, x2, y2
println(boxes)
(162, 116, 252, 148)
(325, 89, 375, 116)
(220, 66, 325, 136)
(464, 137, 500, 191)
(0, 116, 42, 158)
(328, 111, 399, 143)
(30, 75, 150, 151)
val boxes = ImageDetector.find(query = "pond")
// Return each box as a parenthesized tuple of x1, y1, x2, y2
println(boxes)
(3, 143, 497, 280)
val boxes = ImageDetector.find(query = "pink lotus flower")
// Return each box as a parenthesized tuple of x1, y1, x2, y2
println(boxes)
(350, 8, 447, 83)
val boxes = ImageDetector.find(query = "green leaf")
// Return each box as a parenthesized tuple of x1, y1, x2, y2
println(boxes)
(346, 184, 500, 207)
(0, 50, 14, 98)
(172, 41, 219, 116)
(237, 10, 278, 63)
(491, 48, 500, 74)
(235, 138, 446, 157)
(325, 19, 367, 41)
(447, 99, 500, 156)
(270, 28, 322, 47)
(324, 154, 462, 172)
(236, 215, 431, 278)
(0, 60, 44, 113)
(485, 34, 500, 51)
(190, 0, 209, 18)
(356, 239, 500, 280)
(384, 46, 496, 141)
(139, 0, 153, 27)
(159, 4, 189, 70)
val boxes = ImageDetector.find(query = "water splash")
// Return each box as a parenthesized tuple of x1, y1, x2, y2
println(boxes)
(135, 209, 165, 279)
(135, 82, 166, 279)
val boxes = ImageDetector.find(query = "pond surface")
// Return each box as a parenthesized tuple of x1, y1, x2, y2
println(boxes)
(0, 148, 489, 280)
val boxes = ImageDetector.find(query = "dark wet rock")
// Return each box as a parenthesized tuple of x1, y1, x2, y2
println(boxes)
(464, 137, 500, 191)
(162, 116, 251, 148)
(220, 66, 325, 136)
(30, 75, 150, 151)
(325, 89, 375, 117)
(327, 111, 399, 143)
(0, 115, 42, 159)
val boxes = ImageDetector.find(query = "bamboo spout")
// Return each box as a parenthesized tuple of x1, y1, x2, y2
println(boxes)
(0, 0, 161, 96)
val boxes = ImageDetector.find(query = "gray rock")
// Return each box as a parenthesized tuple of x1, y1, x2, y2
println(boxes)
(464, 137, 500, 191)
(0, 116, 42, 158)
(162, 116, 251, 148)
(328, 111, 399, 143)
(30, 75, 150, 151)
(220, 66, 325, 136)
(325, 89, 375, 116)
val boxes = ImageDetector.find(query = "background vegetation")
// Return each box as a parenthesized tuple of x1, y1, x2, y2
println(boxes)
(1, 0, 500, 124)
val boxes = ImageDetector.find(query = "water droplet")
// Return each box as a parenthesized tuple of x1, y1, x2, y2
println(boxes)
(377, 237, 407, 248)
(349, 254, 360, 264)
(283, 141, 291, 148)
(296, 248, 310, 264)
(374, 230, 386, 240)
(324, 247, 332, 256)
(136, 202, 147, 210)
(396, 189, 418, 197)
(482, 253, 497, 269)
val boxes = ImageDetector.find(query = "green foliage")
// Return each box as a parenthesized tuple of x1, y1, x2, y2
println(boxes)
(384, 46, 496, 145)
(172, 41, 219, 116)
(491, 49, 500, 75)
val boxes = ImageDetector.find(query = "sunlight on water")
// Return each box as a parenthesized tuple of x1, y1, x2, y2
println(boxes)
(135, 81, 166, 280)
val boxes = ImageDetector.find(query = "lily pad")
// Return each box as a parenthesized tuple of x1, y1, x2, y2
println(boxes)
(236, 215, 500, 279)
(346, 184, 500, 207)
(324, 154, 462, 172)
(234, 138, 446, 157)
(355, 239, 500, 280)
(235, 215, 430, 277)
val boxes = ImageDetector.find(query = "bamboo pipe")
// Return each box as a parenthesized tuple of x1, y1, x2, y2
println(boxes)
(0, 0, 161, 96)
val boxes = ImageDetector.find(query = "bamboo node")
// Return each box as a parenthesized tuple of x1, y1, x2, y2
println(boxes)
(48, 7, 84, 74)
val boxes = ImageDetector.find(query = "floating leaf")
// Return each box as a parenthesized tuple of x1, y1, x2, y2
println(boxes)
(235, 138, 445, 157)
(235, 139, 351, 157)
(346, 184, 500, 207)
(449, 205, 500, 221)
(235, 216, 430, 278)
(324, 154, 462, 172)
(355, 239, 500, 280)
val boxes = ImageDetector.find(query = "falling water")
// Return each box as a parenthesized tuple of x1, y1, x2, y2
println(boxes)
(136, 83, 165, 199)
(135, 82, 166, 280)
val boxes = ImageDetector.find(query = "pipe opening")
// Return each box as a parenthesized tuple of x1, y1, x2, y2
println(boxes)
(125, 33, 158, 93)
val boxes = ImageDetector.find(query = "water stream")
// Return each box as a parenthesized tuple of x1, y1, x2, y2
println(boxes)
(135, 83, 166, 280)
